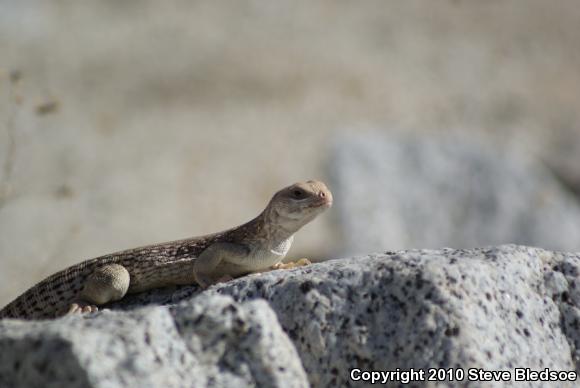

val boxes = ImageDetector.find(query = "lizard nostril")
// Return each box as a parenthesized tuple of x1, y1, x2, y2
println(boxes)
(318, 191, 326, 198)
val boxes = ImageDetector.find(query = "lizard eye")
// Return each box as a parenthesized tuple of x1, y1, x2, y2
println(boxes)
(292, 189, 305, 199)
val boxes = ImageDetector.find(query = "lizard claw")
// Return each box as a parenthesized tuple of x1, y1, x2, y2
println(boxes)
(82, 305, 98, 314)
(66, 301, 99, 316)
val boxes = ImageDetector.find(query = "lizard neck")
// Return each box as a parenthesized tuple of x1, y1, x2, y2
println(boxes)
(256, 205, 299, 243)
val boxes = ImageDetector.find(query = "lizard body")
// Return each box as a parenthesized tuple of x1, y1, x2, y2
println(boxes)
(0, 180, 332, 320)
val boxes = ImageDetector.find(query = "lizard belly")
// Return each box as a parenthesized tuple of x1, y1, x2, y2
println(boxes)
(215, 249, 282, 277)
(215, 236, 293, 278)
(215, 236, 294, 277)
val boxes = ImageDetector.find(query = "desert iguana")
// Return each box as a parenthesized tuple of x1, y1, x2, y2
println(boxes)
(0, 180, 332, 320)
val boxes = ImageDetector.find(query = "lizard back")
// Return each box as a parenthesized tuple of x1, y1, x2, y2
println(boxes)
(0, 235, 217, 320)
(0, 208, 294, 320)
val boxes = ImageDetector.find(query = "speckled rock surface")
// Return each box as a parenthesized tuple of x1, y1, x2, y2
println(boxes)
(212, 245, 579, 387)
(0, 294, 308, 388)
(1, 245, 578, 387)
(104, 245, 580, 387)
(328, 133, 580, 254)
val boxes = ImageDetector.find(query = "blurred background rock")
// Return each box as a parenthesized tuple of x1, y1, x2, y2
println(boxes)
(1, 0, 579, 307)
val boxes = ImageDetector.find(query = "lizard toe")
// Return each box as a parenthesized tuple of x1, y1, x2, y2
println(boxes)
(66, 301, 99, 316)
(66, 303, 82, 315)
(271, 258, 312, 270)
(295, 258, 312, 266)
(270, 262, 284, 270)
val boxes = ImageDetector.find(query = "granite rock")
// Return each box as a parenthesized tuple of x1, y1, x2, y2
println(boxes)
(0, 294, 308, 388)
(1, 245, 579, 388)
(214, 245, 579, 387)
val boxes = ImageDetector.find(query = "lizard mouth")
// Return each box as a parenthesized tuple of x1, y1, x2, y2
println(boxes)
(308, 199, 332, 209)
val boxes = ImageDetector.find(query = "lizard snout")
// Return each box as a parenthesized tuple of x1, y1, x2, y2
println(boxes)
(317, 188, 333, 208)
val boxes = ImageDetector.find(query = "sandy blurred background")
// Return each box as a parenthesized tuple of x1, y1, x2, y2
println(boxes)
(1, 0, 580, 307)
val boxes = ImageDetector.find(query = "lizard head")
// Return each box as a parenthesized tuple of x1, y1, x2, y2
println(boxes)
(266, 180, 333, 231)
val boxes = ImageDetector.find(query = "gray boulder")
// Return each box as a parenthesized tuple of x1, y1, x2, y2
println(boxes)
(215, 245, 579, 387)
(0, 295, 308, 388)
(1, 245, 579, 387)
(328, 132, 580, 254)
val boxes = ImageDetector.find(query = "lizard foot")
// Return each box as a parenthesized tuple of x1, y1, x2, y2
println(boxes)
(66, 300, 99, 315)
(271, 258, 312, 270)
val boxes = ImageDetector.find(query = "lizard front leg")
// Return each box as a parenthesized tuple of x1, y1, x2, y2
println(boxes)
(67, 264, 130, 315)
(193, 242, 250, 288)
